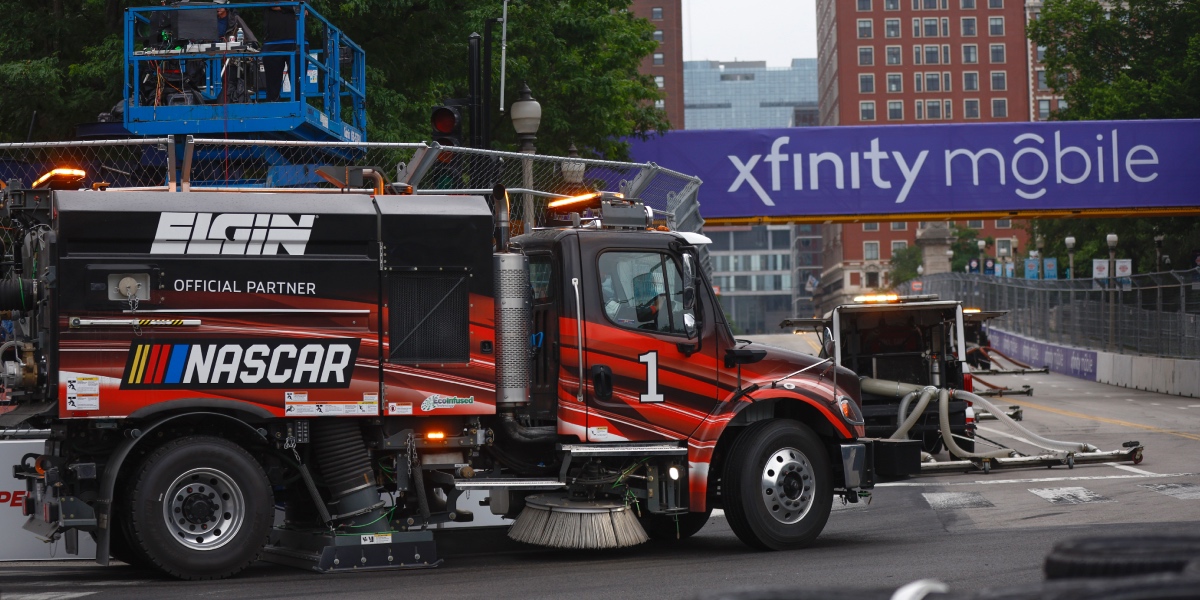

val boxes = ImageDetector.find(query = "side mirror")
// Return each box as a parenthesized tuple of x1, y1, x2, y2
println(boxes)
(822, 326, 836, 359)
(725, 347, 767, 368)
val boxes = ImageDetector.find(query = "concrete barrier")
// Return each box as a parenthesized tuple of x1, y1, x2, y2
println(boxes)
(990, 328, 1198, 398)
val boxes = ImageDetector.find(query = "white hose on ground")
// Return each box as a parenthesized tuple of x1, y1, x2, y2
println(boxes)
(954, 389, 1099, 453)
(938, 388, 1012, 459)
(890, 387, 936, 440)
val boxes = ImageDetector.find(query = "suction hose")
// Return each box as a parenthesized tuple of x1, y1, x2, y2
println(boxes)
(0, 279, 35, 311)
(499, 412, 558, 444)
(953, 389, 1099, 453)
(938, 388, 1011, 459)
(890, 387, 935, 440)
(310, 420, 386, 526)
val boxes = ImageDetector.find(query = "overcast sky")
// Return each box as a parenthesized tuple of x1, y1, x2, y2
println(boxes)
(682, 0, 818, 66)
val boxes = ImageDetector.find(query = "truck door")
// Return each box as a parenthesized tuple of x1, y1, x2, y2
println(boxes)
(575, 234, 721, 442)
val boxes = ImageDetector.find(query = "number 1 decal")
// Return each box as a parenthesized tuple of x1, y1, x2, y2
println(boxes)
(638, 351, 665, 403)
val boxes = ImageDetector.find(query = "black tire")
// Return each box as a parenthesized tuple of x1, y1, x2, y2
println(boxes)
(1044, 536, 1200, 579)
(641, 508, 713, 541)
(721, 419, 832, 551)
(124, 436, 273, 580)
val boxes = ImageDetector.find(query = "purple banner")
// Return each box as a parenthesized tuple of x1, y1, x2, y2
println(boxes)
(628, 120, 1200, 220)
(988, 328, 1098, 381)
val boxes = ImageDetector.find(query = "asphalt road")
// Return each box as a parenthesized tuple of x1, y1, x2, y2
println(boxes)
(3, 352, 1198, 600)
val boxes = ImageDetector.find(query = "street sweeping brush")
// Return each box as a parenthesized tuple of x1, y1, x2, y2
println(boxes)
(508, 494, 649, 549)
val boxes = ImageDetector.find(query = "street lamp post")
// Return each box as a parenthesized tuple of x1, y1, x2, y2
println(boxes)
(1107, 233, 1118, 351)
(977, 239, 987, 274)
(1064, 235, 1077, 344)
(511, 83, 541, 234)
(1036, 234, 1045, 278)
(1154, 231, 1165, 273)
(1065, 236, 1076, 279)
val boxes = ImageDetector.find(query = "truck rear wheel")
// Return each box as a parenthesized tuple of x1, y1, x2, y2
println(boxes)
(124, 436, 273, 580)
(722, 420, 832, 551)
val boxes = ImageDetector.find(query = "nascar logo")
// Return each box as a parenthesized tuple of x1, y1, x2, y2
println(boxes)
(122, 339, 359, 389)
(150, 212, 316, 255)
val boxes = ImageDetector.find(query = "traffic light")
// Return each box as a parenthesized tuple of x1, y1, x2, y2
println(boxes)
(430, 105, 462, 147)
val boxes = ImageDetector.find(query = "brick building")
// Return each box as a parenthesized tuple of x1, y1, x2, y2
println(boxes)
(631, 0, 685, 129)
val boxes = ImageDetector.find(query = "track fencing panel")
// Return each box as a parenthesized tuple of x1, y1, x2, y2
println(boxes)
(896, 269, 1200, 359)
(0, 138, 175, 190)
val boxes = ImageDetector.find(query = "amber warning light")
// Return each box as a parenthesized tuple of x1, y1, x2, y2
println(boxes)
(32, 168, 86, 190)
(547, 191, 603, 211)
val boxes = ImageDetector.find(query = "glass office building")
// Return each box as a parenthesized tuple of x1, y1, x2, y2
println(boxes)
(706, 224, 824, 334)
(684, 59, 819, 130)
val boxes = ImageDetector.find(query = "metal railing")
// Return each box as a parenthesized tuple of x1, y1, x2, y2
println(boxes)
(896, 270, 1200, 359)
(0, 136, 705, 256)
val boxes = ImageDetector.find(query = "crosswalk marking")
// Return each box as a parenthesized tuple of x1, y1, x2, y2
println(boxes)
(3, 593, 98, 600)
(922, 492, 994, 509)
(1139, 482, 1200, 500)
(1029, 486, 1114, 505)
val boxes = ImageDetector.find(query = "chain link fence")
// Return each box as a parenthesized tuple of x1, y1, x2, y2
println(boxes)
(1, 138, 175, 190)
(895, 270, 1200, 359)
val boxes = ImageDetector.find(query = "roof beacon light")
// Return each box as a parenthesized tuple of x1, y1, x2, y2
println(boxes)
(853, 294, 900, 303)
(32, 168, 86, 190)
(963, 308, 982, 314)
(547, 191, 602, 211)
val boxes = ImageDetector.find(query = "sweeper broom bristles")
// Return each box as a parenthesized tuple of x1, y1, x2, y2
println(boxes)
(508, 494, 649, 549)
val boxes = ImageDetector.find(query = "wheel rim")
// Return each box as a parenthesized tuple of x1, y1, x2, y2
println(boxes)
(162, 468, 246, 551)
(759, 446, 815, 525)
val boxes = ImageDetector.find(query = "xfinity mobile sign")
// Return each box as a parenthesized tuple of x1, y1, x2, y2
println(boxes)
(628, 120, 1200, 220)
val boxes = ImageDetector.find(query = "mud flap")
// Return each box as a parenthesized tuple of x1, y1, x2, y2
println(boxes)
(263, 529, 442, 573)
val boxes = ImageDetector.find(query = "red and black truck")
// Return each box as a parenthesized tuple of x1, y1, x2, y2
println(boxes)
(2, 183, 913, 579)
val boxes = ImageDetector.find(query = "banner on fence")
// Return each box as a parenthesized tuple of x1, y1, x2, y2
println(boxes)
(987, 329, 1098, 381)
(1092, 259, 1109, 279)
(1044, 257, 1059, 279)
(1025, 258, 1040, 279)
(628, 119, 1200, 221)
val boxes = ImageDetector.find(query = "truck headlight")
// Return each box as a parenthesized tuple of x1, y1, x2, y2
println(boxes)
(837, 396, 864, 426)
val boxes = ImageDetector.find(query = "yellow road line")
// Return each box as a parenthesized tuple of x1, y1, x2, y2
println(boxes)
(1005, 399, 1200, 442)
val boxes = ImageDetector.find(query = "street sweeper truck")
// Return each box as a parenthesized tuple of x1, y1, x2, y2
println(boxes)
(3, 181, 912, 580)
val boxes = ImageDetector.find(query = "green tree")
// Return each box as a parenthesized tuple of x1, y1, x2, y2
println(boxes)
(949, 225, 993, 274)
(0, 0, 668, 158)
(1026, 0, 1200, 270)
(887, 244, 923, 288)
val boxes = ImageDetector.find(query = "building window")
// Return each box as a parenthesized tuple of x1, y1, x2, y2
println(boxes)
(988, 0, 1002, 7)
(651, 7, 663, 19)
(943, 99, 952, 118)
(990, 43, 1005, 63)
(859, 46, 875, 66)
(967, 219, 984, 228)
(913, 45, 922, 65)
(887, 73, 903, 92)
(654, 99, 665, 109)
(1038, 98, 1051, 119)
(885, 19, 901, 38)
(860, 101, 876, 121)
(890, 222, 908, 231)
(860, 73, 875, 93)
(653, 53, 664, 65)
(653, 30, 664, 42)
(654, 76, 665, 88)
(925, 72, 941, 91)
(864, 242, 881, 261)
(858, 19, 874, 38)
(995, 219, 1012, 229)
(858, 0, 873, 10)
(963, 44, 978, 64)
(886, 46, 903, 65)
(864, 222, 880, 231)
(929, 99, 943, 119)
(888, 100, 904, 120)
(989, 16, 1005, 36)
(866, 272, 880, 288)
(1036, 45, 1046, 62)
(923, 0, 937, 9)
(943, 72, 952, 91)
(991, 71, 1006, 91)
(914, 72, 923, 92)
(964, 99, 980, 118)
(964, 71, 979, 90)
(915, 100, 924, 119)
(997, 239, 1012, 257)
(941, 17, 950, 37)
(992, 97, 1008, 118)
(1058, 99, 1068, 110)
(925, 45, 940, 64)
(962, 17, 976, 36)
(1037, 70, 1049, 90)
(892, 241, 908, 256)
(924, 18, 938, 37)
(885, 0, 900, 10)
(912, 18, 921, 37)
(962, 0, 976, 6)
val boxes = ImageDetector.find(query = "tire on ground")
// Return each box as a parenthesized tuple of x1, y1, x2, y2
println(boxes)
(641, 508, 713, 541)
(721, 419, 832, 551)
(125, 435, 273, 580)
(1044, 535, 1200, 579)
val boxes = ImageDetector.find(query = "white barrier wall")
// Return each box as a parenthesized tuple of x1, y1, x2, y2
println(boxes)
(1, 440, 96, 561)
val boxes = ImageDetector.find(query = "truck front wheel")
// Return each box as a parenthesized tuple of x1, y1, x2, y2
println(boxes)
(722, 419, 832, 551)
(124, 436, 273, 580)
